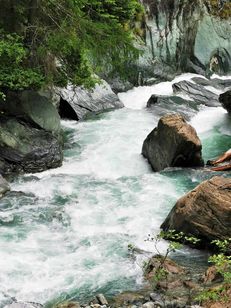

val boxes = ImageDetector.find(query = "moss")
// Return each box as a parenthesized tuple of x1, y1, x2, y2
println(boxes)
(206, 0, 231, 19)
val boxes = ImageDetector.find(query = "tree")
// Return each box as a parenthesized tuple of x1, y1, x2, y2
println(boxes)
(0, 0, 143, 96)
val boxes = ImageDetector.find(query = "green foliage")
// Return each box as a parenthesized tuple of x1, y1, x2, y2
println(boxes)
(158, 229, 201, 246)
(0, 0, 143, 93)
(0, 33, 44, 98)
(209, 239, 231, 285)
(196, 288, 224, 302)
(196, 238, 231, 305)
(206, 0, 231, 19)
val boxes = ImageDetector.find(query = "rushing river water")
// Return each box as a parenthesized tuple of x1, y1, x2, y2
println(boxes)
(0, 74, 230, 307)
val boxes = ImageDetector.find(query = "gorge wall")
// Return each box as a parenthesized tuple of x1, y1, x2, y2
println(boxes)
(136, 0, 231, 82)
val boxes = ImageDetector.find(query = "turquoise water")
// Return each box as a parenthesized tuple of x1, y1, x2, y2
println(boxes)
(0, 74, 230, 307)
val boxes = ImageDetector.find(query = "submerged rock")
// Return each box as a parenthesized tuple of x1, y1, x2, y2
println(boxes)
(161, 176, 231, 248)
(172, 80, 220, 107)
(146, 94, 198, 119)
(142, 114, 204, 172)
(0, 117, 63, 174)
(4, 302, 43, 308)
(54, 302, 81, 308)
(57, 79, 124, 120)
(219, 89, 231, 113)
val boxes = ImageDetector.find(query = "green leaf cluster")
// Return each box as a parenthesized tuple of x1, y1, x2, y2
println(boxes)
(0, 0, 143, 94)
(0, 33, 44, 98)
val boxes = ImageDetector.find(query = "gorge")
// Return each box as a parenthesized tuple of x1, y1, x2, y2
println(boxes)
(0, 1, 231, 308)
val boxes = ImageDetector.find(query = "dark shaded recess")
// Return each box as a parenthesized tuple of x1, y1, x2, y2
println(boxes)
(59, 97, 78, 121)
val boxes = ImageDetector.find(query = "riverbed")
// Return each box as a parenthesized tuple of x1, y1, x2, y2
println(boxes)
(0, 74, 230, 307)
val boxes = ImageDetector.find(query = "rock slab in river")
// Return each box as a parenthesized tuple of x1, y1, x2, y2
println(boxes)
(142, 114, 204, 172)
(57, 79, 124, 120)
(172, 80, 220, 107)
(146, 94, 198, 119)
(161, 176, 231, 247)
(219, 89, 231, 113)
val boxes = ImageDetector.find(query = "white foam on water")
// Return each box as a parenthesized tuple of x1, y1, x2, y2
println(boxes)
(1, 73, 228, 306)
(204, 86, 223, 95)
(118, 73, 202, 110)
(211, 74, 231, 80)
(190, 106, 227, 135)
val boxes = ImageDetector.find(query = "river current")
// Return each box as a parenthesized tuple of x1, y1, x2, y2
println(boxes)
(0, 74, 230, 307)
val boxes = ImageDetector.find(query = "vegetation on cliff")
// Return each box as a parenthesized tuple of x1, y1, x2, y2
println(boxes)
(0, 0, 143, 98)
(206, 0, 231, 18)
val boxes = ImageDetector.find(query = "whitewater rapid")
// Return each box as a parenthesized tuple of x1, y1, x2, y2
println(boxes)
(0, 74, 230, 307)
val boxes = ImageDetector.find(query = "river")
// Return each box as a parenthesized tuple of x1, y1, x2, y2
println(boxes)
(0, 74, 230, 307)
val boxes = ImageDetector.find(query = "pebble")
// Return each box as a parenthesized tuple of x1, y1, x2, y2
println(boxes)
(142, 302, 155, 308)
(96, 294, 108, 306)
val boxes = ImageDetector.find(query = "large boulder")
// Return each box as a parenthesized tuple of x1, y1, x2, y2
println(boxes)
(161, 176, 231, 247)
(219, 89, 231, 113)
(172, 80, 220, 107)
(0, 117, 63, 174)
(57, 79, 124, 120)
(142, 114, 204, 172)
(0, 90, 61, 134)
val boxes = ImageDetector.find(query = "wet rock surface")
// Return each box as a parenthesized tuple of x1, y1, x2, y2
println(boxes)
(161, 176, 231, 248)
(0, 90, 61, 134)
(0, 175, 10, 198)
(191, 77, 231, 90)
(0, 116, 63, 175)
(172, 81, 220, 107)
(57, 79, 124, 121)
(142, 114, 204, 172)
(4, 302, 43, 308)
(219, 89, 231, 113)
(146, 95, 198, 120)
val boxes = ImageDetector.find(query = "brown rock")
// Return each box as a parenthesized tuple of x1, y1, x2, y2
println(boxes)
(202, 266, 223, 284)
(161, 176, 231, 248)
(144, 255, 185, 280)
(142, 114, 204, 172)
(55, 302, 81, 308)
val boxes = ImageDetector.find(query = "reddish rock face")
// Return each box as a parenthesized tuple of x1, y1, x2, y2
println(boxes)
(161, 176, 231, 248)
(142, 114, 204, 171)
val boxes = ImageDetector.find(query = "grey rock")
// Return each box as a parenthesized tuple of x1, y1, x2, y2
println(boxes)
(142, 114, 204, 172)
(4, 302, 43, 308)
(219, 89, 231, 113)
(142, 302, 155, 308)
(211, 78, 231, 89)
(143, 1, 231, 76)
(1, 90, 61, 134)
(191, 77, 231, 90)
(57, 79, 123, 121)
(172, 80, 220, 107)
(146, 95, 198, 120)
(96, 294, 108, 306)
(0, 117, 63, 175)
(149, 293, 162, 303)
